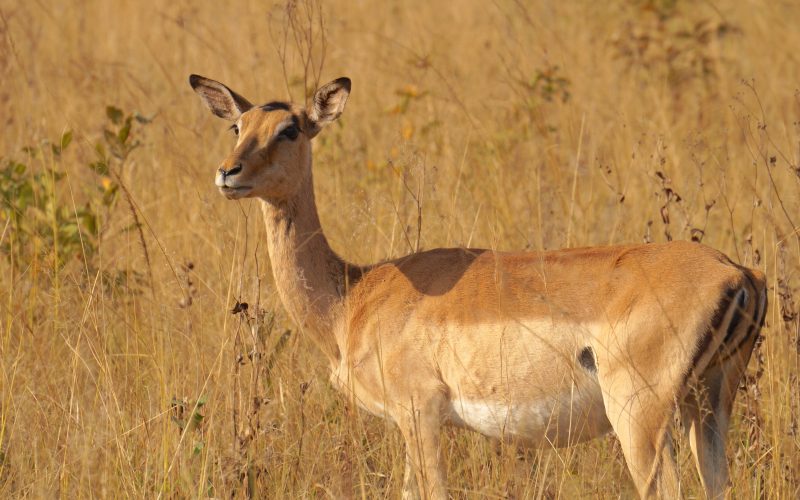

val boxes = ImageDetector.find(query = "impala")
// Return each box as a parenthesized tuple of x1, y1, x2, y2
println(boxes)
(190, 74, 767, 499)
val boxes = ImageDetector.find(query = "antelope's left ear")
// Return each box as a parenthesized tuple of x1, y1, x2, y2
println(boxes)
(307, 77, 351, 137)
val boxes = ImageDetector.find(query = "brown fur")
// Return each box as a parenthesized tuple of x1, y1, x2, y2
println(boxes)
(190, 74, 767, 499)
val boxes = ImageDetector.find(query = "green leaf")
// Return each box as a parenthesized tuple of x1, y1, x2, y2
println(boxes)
(106, 106, 124, 125)
(60, 222, 79, 239)
(17, 183, 34, 209)
(80, 211, 98, 237)
(60, 130, 73, 150)
(118, 119, 131, 144)
(103, 129, 118, 146)
(89, 161, 109, 176)
(192, 411, 204, 426)
(192, 441, 204, 456)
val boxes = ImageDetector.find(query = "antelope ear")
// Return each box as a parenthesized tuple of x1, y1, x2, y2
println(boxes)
(189, 74, 253, 121)
(307, 77, 351, 137)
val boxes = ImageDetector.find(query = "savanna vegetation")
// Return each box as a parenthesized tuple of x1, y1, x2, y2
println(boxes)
(1, 0, 798, 497)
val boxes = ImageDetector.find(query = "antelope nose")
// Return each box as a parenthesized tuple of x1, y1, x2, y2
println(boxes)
(219, 163, 243, 177)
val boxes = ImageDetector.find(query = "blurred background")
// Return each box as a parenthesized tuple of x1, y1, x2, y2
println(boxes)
(1, 0, 798, 497)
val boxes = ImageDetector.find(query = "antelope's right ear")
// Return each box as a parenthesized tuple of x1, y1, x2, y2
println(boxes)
(189, 74, 253, 121)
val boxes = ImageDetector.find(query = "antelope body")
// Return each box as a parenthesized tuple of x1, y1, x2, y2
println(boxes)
(190, 74, 767, 499)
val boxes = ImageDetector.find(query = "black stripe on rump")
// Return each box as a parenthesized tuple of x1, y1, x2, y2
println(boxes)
(689, 287, 737, 371)
(722, 288, 748, 347)
(718, 285, 767, 364)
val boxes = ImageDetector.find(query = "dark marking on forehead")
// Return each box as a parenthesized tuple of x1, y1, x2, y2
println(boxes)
(260, 101, 291, 112)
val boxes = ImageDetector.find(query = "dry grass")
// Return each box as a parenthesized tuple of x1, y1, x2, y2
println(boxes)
(1, 0, 799, 497)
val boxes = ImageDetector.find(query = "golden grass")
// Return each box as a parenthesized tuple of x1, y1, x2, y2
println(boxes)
(1, 0, 799, 497)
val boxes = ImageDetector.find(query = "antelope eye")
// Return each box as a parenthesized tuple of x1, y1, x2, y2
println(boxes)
(279, 125, 299, 141)
(231, 124, 239, 136)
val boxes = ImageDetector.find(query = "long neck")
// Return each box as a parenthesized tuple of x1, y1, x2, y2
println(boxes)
(259, 172, 349, 365)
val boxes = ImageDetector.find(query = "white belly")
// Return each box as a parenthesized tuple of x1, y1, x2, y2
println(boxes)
(447, 386, 610, 446)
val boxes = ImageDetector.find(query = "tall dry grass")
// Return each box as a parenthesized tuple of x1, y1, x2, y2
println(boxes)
(1, 0, 799, 497)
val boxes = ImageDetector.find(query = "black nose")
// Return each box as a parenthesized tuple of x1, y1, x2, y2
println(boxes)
(220, 163, 243, 177)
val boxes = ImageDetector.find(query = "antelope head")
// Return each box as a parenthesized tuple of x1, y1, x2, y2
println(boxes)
(189, 75, 351, 201)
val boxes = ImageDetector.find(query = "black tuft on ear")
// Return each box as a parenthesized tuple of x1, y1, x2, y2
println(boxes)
(189, 74, 253, 121)
(307, 77, 351, 136)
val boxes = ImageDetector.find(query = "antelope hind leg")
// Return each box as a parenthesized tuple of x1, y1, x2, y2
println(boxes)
(682, 330, 759, 499)
(683, 281, 764, 498)
(599, 367, 682, 498)
(402, 452, 421, 500)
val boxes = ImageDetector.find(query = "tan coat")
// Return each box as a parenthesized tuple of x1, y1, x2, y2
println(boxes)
(191, 74, 767, 499)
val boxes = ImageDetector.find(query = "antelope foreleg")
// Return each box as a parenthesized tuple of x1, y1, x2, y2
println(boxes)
(396, 395, 447, 500)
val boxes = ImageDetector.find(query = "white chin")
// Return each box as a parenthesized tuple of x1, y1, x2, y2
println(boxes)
(219, 186, 251, 199)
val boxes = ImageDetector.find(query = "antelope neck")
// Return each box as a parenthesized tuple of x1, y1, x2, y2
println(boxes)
(258, 172, 350, 365)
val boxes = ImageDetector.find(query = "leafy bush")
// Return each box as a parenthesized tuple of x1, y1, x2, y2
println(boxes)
(0, 106, 149, 274)
(0, 131, 98, 270)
